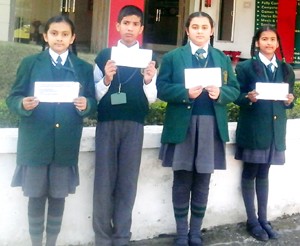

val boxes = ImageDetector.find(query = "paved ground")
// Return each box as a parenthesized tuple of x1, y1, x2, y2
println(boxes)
(129, 213, 300, 246)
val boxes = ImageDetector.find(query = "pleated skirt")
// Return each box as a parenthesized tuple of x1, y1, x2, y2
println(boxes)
(11, 163, 79, 198)
(159, 115, 226, 174)
(235, 141, 285, 165)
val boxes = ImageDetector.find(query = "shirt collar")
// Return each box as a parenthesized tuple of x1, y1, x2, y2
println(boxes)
(117, 40, 140, 49)
(259, 52, 278, 68)
(189, 41, 209, 58)
(49, 48, 69, 65)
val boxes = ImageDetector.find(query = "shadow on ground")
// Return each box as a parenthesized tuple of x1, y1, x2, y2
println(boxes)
(130, 213, 300, 246)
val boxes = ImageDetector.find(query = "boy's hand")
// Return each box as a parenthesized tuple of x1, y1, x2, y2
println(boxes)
(104, 60, 117, 86)
(143, 61, 156, 84)
(22, 97, 39, 110)
(74, 96, 87, 111)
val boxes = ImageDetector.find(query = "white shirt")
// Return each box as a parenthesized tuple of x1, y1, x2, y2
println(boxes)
(259, 52, 278, 72)
(189, 40, 209, 59)
(49, 48, 68, 66)
(94, 40, 157, 103)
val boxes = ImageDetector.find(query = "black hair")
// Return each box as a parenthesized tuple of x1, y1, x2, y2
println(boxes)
(182, 11, 214, 46)
(42, 15, 77, 55)
(251, 24, 291, 82)
(250, 25, 284, 59)
(117, 5, 144, 25)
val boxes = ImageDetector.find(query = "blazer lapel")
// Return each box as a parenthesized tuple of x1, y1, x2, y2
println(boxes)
(209, 46, 222, 68)
(68, 52, 85, 82)
(274, 60, 284, 82)
(251, 56, 269, 82)
(35, 51, 54, 81)
(179, 43, 193, 68)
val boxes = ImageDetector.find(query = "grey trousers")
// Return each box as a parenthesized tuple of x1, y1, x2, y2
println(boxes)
(93, 121, 144, 246)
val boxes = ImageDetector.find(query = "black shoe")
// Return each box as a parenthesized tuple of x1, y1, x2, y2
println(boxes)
(246, 222, 269, 241)
(189, 238, 203, 246)
(173, 237, 189, 246)
(188, 233, 203, 246)
(260, 221, 280, 239)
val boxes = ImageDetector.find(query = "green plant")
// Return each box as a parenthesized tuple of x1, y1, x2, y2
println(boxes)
(227, 102, 239, 122)
(83, 112, 97, 126)
(287, 102, 300, 119)
(293, 81, 300, 101)
(145, 100, 241, 124)
(145, 100, 167, 125)
(0, 99, 19, 127)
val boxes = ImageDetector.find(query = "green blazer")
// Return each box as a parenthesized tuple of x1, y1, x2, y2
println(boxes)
(234, 56, 295, 151)
(6, 50, 97, 166)
(157, 43, 240, 144)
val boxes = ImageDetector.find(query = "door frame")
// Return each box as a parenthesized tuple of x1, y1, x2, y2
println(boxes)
(143, 0, 188, 52)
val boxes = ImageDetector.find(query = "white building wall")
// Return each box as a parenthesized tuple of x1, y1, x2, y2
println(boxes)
(216, 0, 256, 59)
(1, 121, 300, 245)
(0, 0, 11, 41)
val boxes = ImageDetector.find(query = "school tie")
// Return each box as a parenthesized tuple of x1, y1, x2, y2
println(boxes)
(56, 56, 62, 69)
(195, 48, 206, 60)
(267, 63, 273, 73)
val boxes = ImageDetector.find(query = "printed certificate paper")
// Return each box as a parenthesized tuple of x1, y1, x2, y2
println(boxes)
(184, 67, 222, 89)
(255, 82, 289, 100)
(111, 46, 153, 68)
(34, 81, 80, 102)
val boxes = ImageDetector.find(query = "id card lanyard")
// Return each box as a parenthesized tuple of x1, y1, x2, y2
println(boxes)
(110, 67, 139, 105)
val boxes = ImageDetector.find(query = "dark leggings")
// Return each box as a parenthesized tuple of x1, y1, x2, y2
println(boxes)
(173, 170, 211, 207)
(241, 162, 271, 224)
(242, 162, 270, 180)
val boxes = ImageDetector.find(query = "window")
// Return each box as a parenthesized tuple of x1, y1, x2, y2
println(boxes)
(218, 0, 235, 41)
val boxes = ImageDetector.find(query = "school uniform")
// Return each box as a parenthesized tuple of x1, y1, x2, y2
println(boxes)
(234, 52, 295, 241)
(234, 53, 295, 165)
(7, 49, 97, 197)
(93, 41, 157, 246)
(157, 41, 239, 245)
(157, 41, 240, 172)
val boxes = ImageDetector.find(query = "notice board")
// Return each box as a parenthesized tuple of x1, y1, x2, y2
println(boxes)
(294, 0, 300, 67)
(255, 0, 278, 29)
(255, 0, 298, 65)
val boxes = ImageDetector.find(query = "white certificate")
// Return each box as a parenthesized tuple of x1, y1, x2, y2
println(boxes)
(34, 81, 80, 102)
(184, 67, 222, 89)
(111, 46, 153, 68)
(255, 82, 289, 100)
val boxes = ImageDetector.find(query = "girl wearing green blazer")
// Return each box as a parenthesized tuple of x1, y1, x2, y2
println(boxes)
(6, 16, 97, 246)
(234, 25, 295, 242)
(157, 12, 239, 246)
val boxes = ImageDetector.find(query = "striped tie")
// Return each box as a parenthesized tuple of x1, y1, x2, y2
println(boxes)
(195, 48, 206, 60)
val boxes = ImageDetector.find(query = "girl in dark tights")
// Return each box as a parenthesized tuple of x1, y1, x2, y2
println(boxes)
(7, 15, 96, 246)
(157, 11, 240, 246)
(234, 25, 295, 242)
